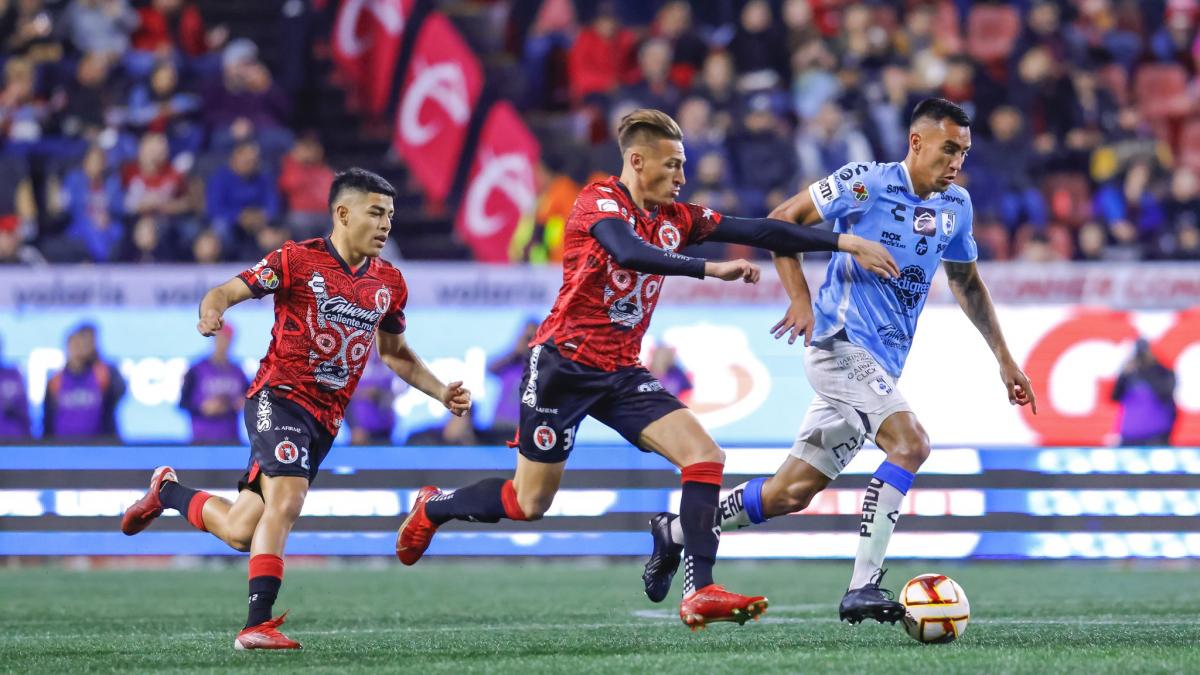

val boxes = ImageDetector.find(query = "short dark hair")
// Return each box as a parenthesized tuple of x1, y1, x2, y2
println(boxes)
(910, 98, 971, 129)
(328, 167, 396, 213)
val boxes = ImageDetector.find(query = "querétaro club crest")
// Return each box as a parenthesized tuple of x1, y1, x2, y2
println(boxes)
(888, 265, 932, 312)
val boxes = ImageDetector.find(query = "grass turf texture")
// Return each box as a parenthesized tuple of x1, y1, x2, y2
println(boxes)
(4, 560, 1199, 674)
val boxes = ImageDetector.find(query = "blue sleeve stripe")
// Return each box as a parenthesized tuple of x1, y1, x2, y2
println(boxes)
(873, 461, 914, 494)
(743, 476, 768, 524)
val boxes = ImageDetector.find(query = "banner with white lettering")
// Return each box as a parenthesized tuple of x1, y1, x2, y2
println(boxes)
(453, 102, 540, 262)
(390, 11, 483, 203)
(331, 0, 414, 117)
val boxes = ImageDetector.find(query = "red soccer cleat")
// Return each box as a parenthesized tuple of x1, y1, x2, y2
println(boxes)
(396, 486, 442, 566)
(234, 611, 302, 650)
(679, 584, 768, 631)
(120, 465, 177, 536)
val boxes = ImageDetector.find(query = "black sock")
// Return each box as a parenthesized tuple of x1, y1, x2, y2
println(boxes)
(246, 576, 282, 628)
(424, 478, 508, 525)
(159, 481, 201, 513)
(679, 481, 720, 595)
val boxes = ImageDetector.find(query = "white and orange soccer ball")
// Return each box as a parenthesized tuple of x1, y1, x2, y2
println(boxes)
(900, 574, 970, 644)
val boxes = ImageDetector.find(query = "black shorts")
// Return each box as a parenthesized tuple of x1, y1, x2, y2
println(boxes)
(516, 342, 686, 463)
(237, 387, 337, 494)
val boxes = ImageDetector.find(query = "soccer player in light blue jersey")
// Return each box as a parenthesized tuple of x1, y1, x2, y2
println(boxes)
(641, 98, 1038, 625)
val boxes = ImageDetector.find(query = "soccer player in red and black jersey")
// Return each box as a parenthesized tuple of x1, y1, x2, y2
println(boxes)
(120, 168, 472, 650)
(396, 109, 897, 630)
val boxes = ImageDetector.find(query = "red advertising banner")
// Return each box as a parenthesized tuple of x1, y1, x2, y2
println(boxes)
(454, 101, 541, 262)
(331, 0, 414, 116)
(391, 12, 483, 204)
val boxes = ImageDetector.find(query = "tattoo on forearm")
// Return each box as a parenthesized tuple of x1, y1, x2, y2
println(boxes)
(944, 262, 1006, 353)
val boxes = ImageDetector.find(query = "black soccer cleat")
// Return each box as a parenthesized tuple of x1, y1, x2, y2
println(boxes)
(839, 568, 906, 625)
(642, 512, 683, 603)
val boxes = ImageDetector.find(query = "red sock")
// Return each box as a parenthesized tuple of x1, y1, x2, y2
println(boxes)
(500, 480, 528, 521)
(186, 492, 212, 531)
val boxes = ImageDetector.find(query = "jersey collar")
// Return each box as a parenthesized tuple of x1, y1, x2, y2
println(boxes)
(898, 162, 937, 202)
(324, 237, 371, 277)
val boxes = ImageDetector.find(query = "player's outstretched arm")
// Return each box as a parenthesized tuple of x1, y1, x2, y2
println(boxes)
(943, 261, 1037, 414)
(591, 218, 759, 283)
(197, 278, 253, 336)
(376, 330, 471, 416)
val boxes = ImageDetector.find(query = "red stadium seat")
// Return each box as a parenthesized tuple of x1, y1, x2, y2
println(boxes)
(965, 5, 1020, 63)
(1041, 173, 1093, 228)
(1133, 63, 1190, 121)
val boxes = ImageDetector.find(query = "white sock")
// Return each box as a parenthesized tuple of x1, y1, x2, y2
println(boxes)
(669, 481, 753, 544)
(848, 475, 907, 590)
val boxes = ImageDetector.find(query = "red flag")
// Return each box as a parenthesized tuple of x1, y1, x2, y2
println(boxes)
(391, 12, 484, 204)
(454, 102, 541, 262)
(331, 0, 413, 116)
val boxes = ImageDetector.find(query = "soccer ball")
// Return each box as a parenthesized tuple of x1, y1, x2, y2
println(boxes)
(900, 574, 970, 644)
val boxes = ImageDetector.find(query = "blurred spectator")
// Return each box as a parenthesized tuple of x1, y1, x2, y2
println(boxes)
(278, 135, 334, 239)
(120, 214, 170, 262)
(566, 3, 636, 105)
(1172, 222, 1200, 260)
(347, 352, 400, 445)
(973, 106, 1048, 230)
(191, 228, 222, 263)
(728, 0, 789, 91)
(731, 94, 796, 196)
(616, 38, 680, 113)
(123, 133, 189, 221)
(179, 323, 248, 443)
(861, 62, 911, 157)
(406, 409, 479, 446)
(204, 39, 293, 159)
(131, 0, 216, 58)
(0, 228, 45, 264)
(3, 0, 62, 60)
(53, 51, 119, 147)
(0, 57, 49, 148)
(482, 319, 539, 444)
(1111, 338, 1177, 446)
(677, 95, 725, 166)
(512, 163, 578, 263)
(782, 0, 821, 54)
(687, 151, 739, 214)
(648, 345, 691, 400)
(651, 1, 707, 89)
(126, 60, 203, 157)
(693, 51, 738, 133)
(205, 140, 280, 253)
(790, 38, 840, 121)
(61, 145, 124, 262)
(60, 0, 138, 56)
(43, 323, 125, 441)
(794, 100, 874, 180)
(0, 335, 31, 440)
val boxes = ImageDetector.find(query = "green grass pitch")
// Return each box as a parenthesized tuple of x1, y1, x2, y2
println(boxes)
(4, 560, 1199, 674)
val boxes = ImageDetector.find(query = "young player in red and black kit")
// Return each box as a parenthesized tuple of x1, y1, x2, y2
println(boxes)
(396, 109, 897, 630)
(120, 169, 472, 650)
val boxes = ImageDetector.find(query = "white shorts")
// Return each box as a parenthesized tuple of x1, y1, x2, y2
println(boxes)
(789, 339, 912, 480)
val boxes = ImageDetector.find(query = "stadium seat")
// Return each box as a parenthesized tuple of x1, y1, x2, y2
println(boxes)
(1041, 173, 1093, 228)
(965, 5, 1020, 63)
(1133, 63, 1190, 121)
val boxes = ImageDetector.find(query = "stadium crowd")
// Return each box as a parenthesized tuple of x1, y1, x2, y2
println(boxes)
(507, 0, 1200, 263)
(0, 0, 1197, 266)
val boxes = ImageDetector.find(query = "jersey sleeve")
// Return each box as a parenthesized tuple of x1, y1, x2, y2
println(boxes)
(574, 184, 626, 236)
(941, 193, 978, 262)
(378, 272, 409, 334)
(238, 245, 289, 298)
(680, 202, 724, 245)
(806, 162, 881, 223)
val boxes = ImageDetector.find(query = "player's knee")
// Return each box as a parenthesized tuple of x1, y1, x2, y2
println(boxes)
(267, 492, 306, 522)
(888, 432, 931, 471)
(517, 492, 553, 521)
(228, 535, 252, 553)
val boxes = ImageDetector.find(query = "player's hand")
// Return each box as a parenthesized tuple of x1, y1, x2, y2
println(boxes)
(1000, 359, 1037, 414)
(771, 300, 814, 346)
(441, 380, 472, 417)
(843, 235, 899, 279)
(705, 259, 760, 283)
(197, 308, 224, 337)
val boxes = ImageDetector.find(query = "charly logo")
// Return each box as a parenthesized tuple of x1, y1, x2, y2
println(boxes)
(255, 390, 272, 432)
(334, 0, 405, 58)
(374, 286, 391, 314)
(398, 60, 471, 146)
(274, 440, 299, 464)
(889, 265, 931, 312)
(532, 424, 557, 451)
(462, 152, 536, 238)
(658, 222, 681, 251)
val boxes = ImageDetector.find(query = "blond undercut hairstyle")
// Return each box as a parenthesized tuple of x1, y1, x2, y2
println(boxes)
(617, 109, 683, 155)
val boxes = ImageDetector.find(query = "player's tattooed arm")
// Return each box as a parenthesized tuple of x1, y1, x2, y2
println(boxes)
(377, 330, 472, 416)
(197, 278, 253, 337)
(944, 261, 1038, 414)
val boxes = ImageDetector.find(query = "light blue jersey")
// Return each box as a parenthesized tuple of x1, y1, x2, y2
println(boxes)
(808, 161, 977, 377)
